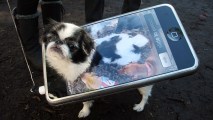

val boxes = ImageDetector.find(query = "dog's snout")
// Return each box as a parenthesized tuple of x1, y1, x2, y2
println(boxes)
(55, 40, 63, 45)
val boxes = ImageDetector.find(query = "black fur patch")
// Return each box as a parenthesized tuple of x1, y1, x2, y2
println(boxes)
(132, 44, 141, 54)
(70, 30, 95, 64)
(97, 36, 121, 62)
(41, 23, 66, 43)
(47, 66, 67, 97)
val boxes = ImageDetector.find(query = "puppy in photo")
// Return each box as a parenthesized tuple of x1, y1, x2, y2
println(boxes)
(41, 21, 153, 118)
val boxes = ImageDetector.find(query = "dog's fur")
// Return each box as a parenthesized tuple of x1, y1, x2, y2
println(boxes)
(41, 22, 153, 118)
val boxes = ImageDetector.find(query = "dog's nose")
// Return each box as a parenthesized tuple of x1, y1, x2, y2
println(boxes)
(55, 40, 63, 45)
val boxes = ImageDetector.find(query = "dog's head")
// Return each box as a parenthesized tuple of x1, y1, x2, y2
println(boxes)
(41, 22, 94, 64)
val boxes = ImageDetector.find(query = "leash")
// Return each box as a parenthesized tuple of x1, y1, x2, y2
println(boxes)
(6, 0, 37, 93)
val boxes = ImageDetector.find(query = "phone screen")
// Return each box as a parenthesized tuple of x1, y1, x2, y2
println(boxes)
(61, 9, 178, 95)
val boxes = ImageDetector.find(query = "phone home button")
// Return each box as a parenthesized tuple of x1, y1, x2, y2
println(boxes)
(167, 27, 183, 41)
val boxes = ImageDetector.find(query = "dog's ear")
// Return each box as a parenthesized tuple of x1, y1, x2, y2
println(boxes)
(40, 20, 58, 44)
(48, 19, 59, 25)
(43, 19, 58, 32)
(40, 27, 52, 44)
(80, 30, 94, 55)
(40, 34, 47, 44)
(40, 28, 50, 44)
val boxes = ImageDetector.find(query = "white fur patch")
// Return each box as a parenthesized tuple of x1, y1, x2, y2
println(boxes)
(46, 41, 91, 82)
(46, 41, 71, 59)
(102, 57, 111, 63)
(57, 23, 81, 40)
(46, 23, 92, 82)
(133, 85, 153, 112)
(78, 101, 93, 118)
(46, 55, 90, 82)
(113, 34, 149, 65)
(96, 33, 149, 65)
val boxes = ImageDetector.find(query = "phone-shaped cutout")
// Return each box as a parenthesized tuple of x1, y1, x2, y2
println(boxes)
(42, 4, 199, 106)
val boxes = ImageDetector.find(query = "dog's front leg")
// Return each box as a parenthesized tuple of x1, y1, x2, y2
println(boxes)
(133, 85, 153, 112)
(78, 100, 94, 118)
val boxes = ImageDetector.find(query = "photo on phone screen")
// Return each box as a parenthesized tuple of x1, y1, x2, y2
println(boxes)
(81, 9, 178, 89)
(46, 8, 180, 98)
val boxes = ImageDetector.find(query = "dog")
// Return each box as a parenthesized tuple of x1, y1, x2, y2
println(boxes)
(41, 21, 153, 118)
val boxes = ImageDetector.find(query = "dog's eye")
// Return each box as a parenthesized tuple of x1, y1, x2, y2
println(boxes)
(68, 43, 79, 51)
(65, 37, 73, 41)
(69, 44, 75, 48)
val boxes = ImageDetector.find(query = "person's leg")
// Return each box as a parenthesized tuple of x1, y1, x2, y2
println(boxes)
(40, 0, 64, 26)
(14, 0, 42, 70)
(122, 0, 141, 13)
(16, 0, 38, 15)
(85, 0, 105, 23)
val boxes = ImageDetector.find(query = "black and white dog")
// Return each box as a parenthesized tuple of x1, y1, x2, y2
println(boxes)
(41, 22, 153, 118)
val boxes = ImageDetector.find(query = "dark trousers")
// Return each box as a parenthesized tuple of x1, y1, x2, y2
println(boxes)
(17, 0, 141, 23)
(17, 0, 60, 15)
(16, 0, 63, 25)
(16, 0, 39, 15)
(85, 0, 141, 23)
(122, 0, 141, 13)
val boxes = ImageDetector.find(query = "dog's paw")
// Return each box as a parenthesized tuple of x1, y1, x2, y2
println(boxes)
(133, 104, 144, 112)
(78, 109, 90, 118)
